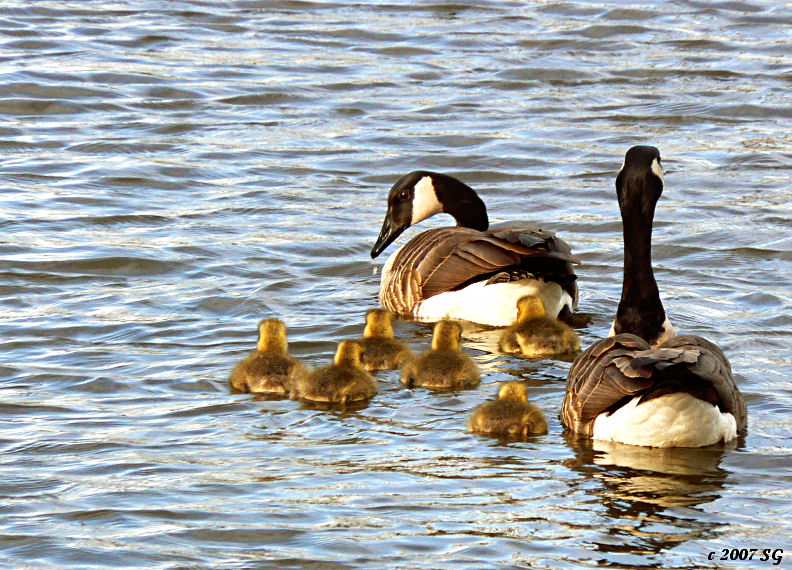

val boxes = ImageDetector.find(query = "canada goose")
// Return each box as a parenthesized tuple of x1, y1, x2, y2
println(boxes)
(370, 171, 580, 326)
(400, 319, 480, 389)
(229, 318, 308, 395)
(468, 381, 548, 438)
(499, 295, 580, 358)
(357, 309, 413, 371)
(562, 146, 747, 447)
(292, 340, 378, 404)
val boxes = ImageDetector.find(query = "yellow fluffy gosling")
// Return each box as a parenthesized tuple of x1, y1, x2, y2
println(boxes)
(468, 381, 548, 438)
(292, 340, 378, 404)
(357, 309, 413, 371)
(401, 319, 480, 390)
(229, 318, 308, 395)
(499, 295, 580, 358)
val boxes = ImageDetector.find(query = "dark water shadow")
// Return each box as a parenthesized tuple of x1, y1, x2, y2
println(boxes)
(562, 433, 738, 565)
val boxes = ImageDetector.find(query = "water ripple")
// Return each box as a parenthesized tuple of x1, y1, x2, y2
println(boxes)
(0, 0, 790, 568)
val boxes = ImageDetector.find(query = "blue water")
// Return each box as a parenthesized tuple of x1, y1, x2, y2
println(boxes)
(1, 1, 791, 567)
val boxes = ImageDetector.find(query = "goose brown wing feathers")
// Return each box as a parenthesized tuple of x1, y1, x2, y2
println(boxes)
(488, 222, 581, 263)
(562, 334, 653, 434)
(648, 334, 746, 429)
(380, 224, 578, 314)
(562, 333, 746, 436)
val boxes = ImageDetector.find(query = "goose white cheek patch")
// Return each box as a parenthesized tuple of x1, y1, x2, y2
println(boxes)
(651, 158, 664, 184)
(411, 176, 442, 225)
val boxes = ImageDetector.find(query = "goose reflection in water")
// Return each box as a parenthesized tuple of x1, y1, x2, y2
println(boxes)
(563, 433, 738, 562)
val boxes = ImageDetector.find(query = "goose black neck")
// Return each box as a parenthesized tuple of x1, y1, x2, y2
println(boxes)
(614, 199, 666, 341)
(432, 173, 489, 231)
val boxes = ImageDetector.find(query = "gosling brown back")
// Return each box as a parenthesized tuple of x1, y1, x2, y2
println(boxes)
(401, 320, 479, 390)
(358, 309, 413, 371)
(468, 381, 548, 438)
(292, 340, 378, 404)
(229, 318, 307, 395)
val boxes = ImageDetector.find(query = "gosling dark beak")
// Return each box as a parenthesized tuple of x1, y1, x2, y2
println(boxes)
(370, 215, 406, 259)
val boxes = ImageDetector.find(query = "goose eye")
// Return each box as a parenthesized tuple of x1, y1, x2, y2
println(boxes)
(399, 190, 409, 201)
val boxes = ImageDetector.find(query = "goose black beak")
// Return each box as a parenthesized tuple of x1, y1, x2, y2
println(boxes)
(371, 215, 406, 259)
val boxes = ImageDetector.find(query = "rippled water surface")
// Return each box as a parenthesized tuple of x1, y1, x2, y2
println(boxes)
(2, 1, 792, 568)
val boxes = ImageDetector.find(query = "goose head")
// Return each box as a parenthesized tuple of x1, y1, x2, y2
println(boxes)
(616, 145, 664, 224)
(371, 171, 489, 258)
(257, 318, 288, 354)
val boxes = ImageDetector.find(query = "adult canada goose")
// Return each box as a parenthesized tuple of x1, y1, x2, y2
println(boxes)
(499, 295, 580, 358)
(401, 319, 480, 390)
(357, 309, 413, 371)
(562, 146, 747, 448)
(468, 381, 548, 438)
(370, 171, 580, 327)
(291, 340, 378, 404)
(229, 318, 308, 395)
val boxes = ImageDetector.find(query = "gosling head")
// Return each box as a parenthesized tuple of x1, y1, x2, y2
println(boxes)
(497, 381, 528, 402)
(364, 309, 394, 339)
(257, 318, 288, 354)
(431, 319, 463, 351)
(334, 340, 364, 368)
(516, 295, 547, 322)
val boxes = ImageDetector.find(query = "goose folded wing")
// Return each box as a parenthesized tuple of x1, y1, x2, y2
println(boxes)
(382, 228, 489, 312)
(419, 236, 522, 297)
(565, 333, 747, 433)
(488, 222, 581, 264)
(655, 334, 746, 429)
(565, 334, 655, 427)
(418, 229, 579, 299)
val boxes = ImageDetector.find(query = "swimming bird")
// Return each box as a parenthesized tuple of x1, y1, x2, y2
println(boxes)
(498, 295, 580, 358)
(401, 319, 480, 390)
(370, 171, 580, 326)
(229, 318, 308, 395)
(562, 145, 747, 448)
(292, 340, 378, 404)
(468, 381, 548, 438)
(357, 308, 413, 371)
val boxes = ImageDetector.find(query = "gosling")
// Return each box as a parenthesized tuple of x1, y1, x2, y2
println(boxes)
(292, 340, 378, 404)
(357, 309, 413, 371)
(401, 319, 480, 390)
(468, 381, 548, 438)
(498, 295, 580, 358)
(229, 318, 308, 395)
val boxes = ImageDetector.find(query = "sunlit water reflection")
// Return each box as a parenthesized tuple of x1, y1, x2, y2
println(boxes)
(1, 1, 791, 568)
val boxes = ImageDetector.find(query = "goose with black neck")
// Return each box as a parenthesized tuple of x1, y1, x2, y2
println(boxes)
(370, 171, 580, 327)
(608, 150, 675, 345)
(562, 146, 747, 448)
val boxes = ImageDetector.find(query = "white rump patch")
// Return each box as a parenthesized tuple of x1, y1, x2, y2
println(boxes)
(414, 278, 572, 327)
(411, 176, 442, 225)
(592, 392, 738, 448)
